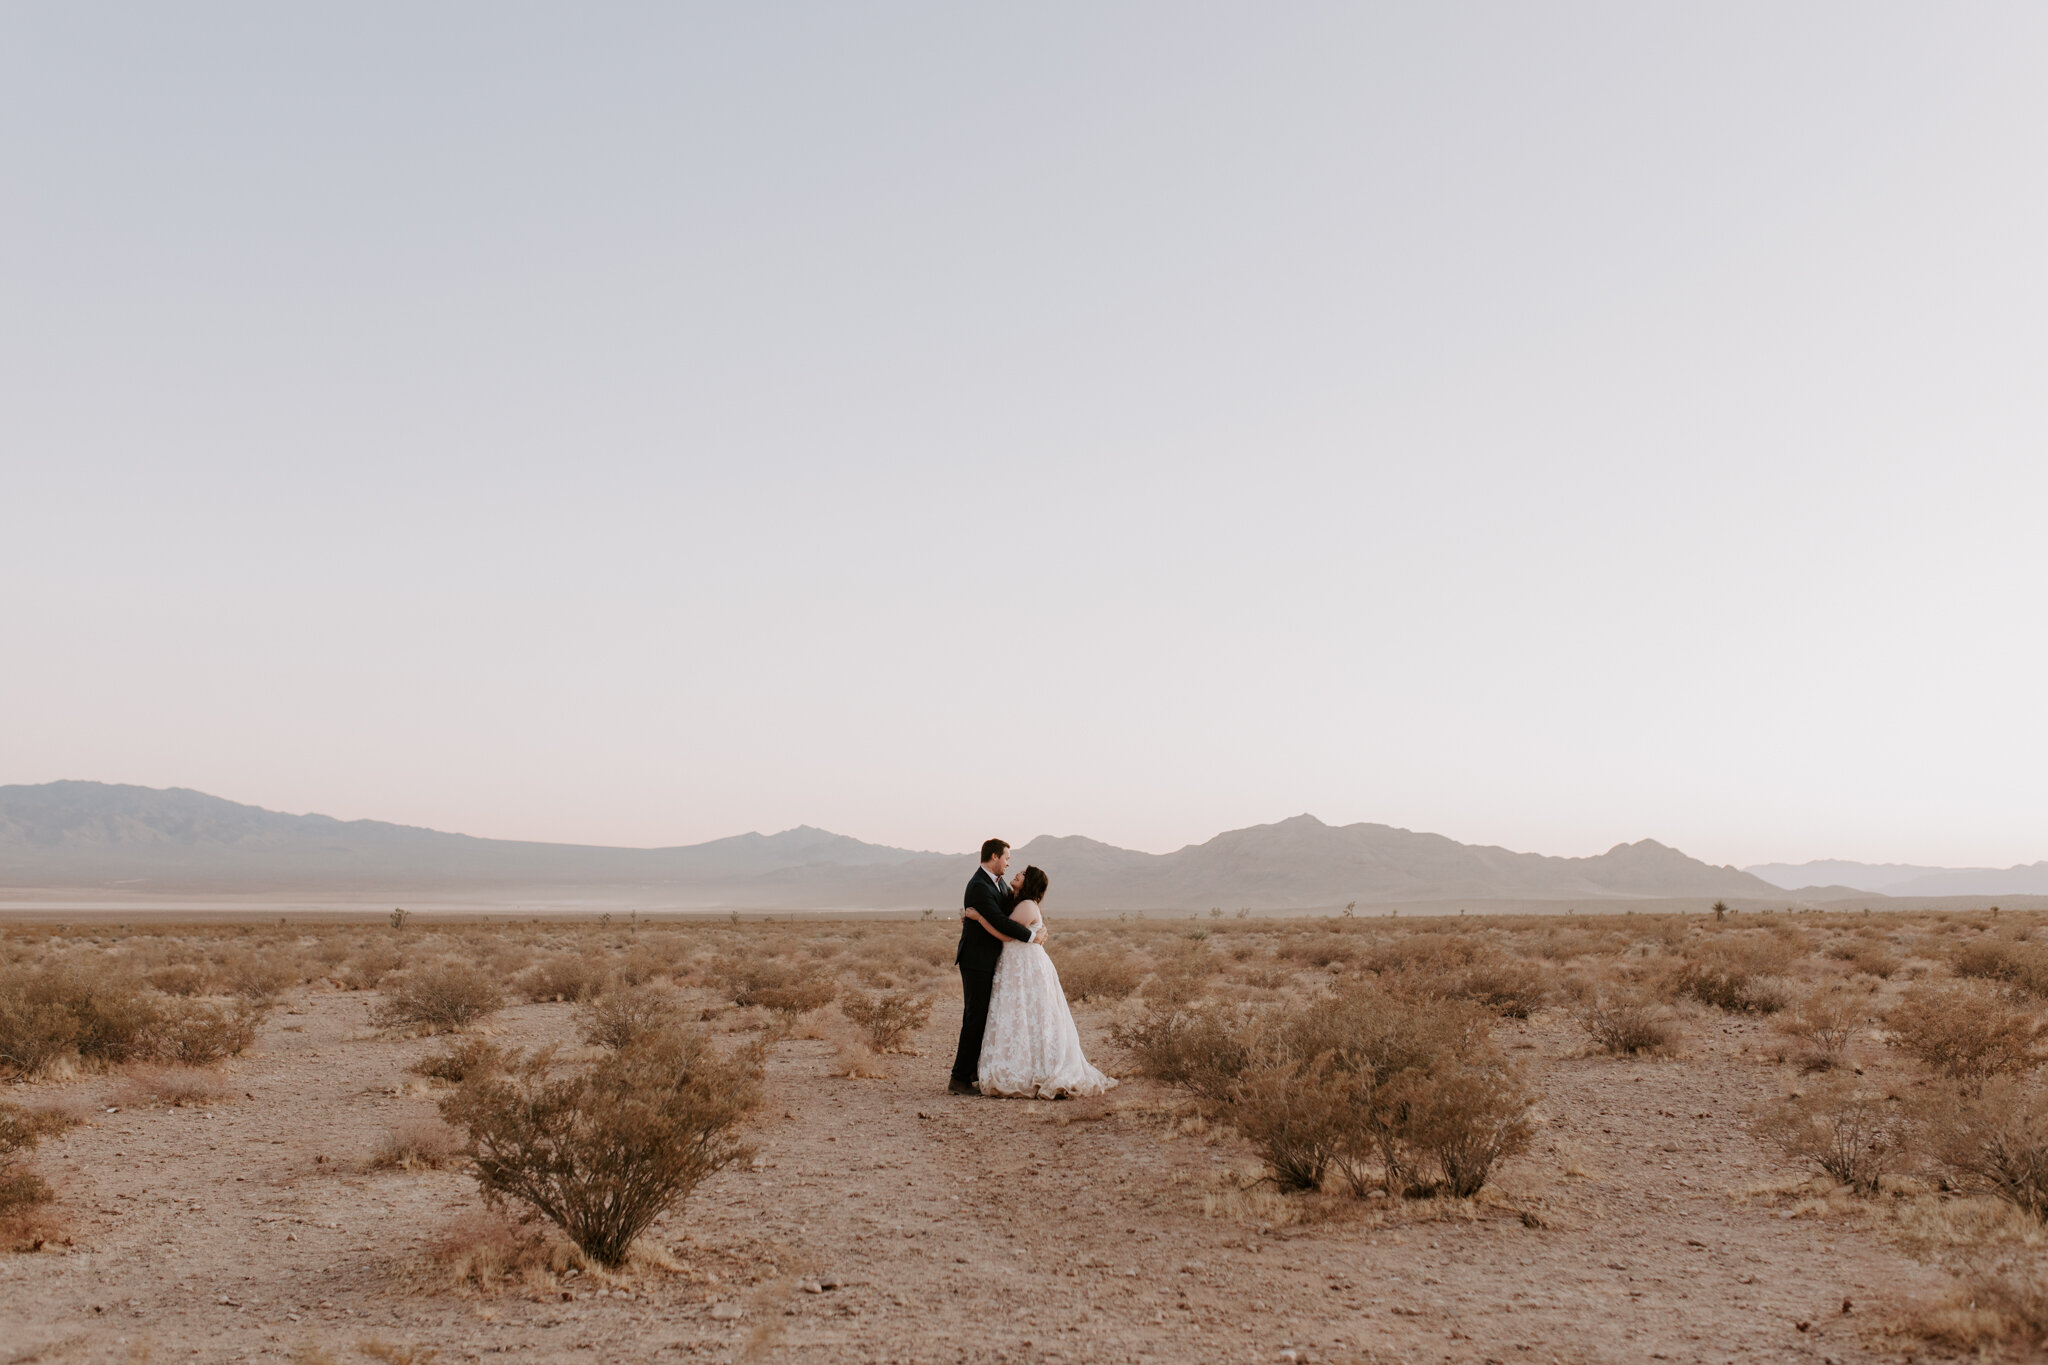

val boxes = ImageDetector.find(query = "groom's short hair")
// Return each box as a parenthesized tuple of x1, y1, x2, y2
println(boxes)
(980, 838, 1009, 864)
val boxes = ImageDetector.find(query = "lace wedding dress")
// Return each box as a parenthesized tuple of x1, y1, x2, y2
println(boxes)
(977, 901, 1117, 1099)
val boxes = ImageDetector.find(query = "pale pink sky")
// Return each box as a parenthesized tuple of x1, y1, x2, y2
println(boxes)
(4, 6, 2045, 866)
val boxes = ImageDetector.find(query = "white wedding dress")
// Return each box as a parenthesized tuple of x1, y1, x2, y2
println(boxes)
(977, 901, 1117, 1099)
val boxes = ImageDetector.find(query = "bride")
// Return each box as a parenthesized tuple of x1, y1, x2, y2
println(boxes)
(963, 865, 1117, 1099)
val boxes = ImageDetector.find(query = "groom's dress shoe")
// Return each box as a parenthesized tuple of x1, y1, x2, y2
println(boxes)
(947, 1078, 980, 1096)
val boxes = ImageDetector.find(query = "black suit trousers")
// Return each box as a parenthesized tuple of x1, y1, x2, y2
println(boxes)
(952, 963, 997, 1084)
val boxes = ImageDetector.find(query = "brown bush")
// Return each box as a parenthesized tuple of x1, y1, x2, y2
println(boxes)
(1580, 995, 1678, 1056)
(1434, 955, 1549, 1019)
(376, 962, 506, 1033)
(1058, 950, 1143, 1004)
(1888, 982, 2045, 1086)
(577, 985, 687, 1051)
(838, 990, 932, 1052)
(1922, 1078, 2048, 1221)
(1225, 1058, 1353, 1191)
(0, 964, 193, 1075)
(373, 1117, 465, 1171)
(1110, 1000, 1265, 1105)
(1386, 1059, 1536, 1198)
(411, 1036, 506, 1084)
(1665, 939, 1793, 1014)
(145, 962, 213, 997)
(1776, 989, 1869, 1071)
(338, 945, 404, 992)
(157, 998, 266, 1064)
(217, 949, 300, 1002)
(1141, 944, 1219, 1007)
(0, 967, 81, 1079)
(0, 1102, 57, 1229)
(1828, 938, 1900, 980)
(1952, 938, 2048, 999)
(1752, 1079, 1912, 1194)
(1121, 984, 1532, 1198)
(440, 1027, 763, 1267)
(747, 979, 839, 1018)
(1276, 935, 1359, 971)
(514, 953, 606, 1004)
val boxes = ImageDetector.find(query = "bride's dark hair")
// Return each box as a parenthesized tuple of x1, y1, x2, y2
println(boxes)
(1017, 865, 1049, 904)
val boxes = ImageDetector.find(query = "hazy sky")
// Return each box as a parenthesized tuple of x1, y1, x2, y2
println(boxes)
(5, 6, 2045, 866)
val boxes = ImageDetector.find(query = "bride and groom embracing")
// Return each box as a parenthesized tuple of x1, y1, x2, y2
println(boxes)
(947, 838, 1117, 1099)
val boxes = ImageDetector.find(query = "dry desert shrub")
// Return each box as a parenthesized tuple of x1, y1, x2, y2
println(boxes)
(1775, 988, 1870, 1071)
(157, 998, 265, 1064)
(838, 990, 932, 1052)
(1828, 937, 1901, 980)
(376, 962, 506, 1033)
(0, 1102, 55, 1221)
(1664, 938, 1793, 1014)
(1118, 983, 1533, 1198)
(1752, 1078, 1912, 1194)
(514, 953, 606, 1004)
(0, 964, 264, 1076)
(145, 961, 213, 996)
(1952, 937, 2048, 999)
(1887, 982, 2046, 1086)
(374, 1117, 465, 1171)
(216, 948, 300, 1002)
(577, 984, 687, 1051)
(338, 945, 404, 992)
(1141, 943, 1220, 1007)
(747, 978, 839, 1018)
(439, 1026, 763, 1267)
(410, 1036, 505, 1084)
(1921, 1078, 2048, 1221)
(709, 956, 838, 1016)
(1580, 994, 1678, 1056)
(1058, 950, 1144, 1003)
(1276, 934, 1359, 972)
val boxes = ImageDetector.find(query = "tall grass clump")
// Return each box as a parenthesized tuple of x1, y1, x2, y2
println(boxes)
(439, 1026, 763, 1267)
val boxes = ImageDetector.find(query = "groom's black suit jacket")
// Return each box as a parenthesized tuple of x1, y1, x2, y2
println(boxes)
(956, 867, 1035, 972)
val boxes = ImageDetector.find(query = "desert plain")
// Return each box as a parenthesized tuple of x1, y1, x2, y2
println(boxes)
(4, 907, 2047, 1365)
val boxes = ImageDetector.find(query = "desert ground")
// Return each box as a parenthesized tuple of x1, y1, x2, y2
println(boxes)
(4, 908, 2046, 1364)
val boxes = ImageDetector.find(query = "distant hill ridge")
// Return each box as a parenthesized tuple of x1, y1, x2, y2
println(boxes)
(2, 780, 1784, 909)
(1746, 857, 2048, 898)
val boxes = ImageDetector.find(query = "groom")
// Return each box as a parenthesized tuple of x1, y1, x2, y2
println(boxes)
(948, 838, 1041, 1095)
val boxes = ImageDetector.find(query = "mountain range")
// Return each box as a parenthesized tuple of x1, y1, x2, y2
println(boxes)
(1744, 859, 2048, 898)
(2, 781, 1808, 912)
